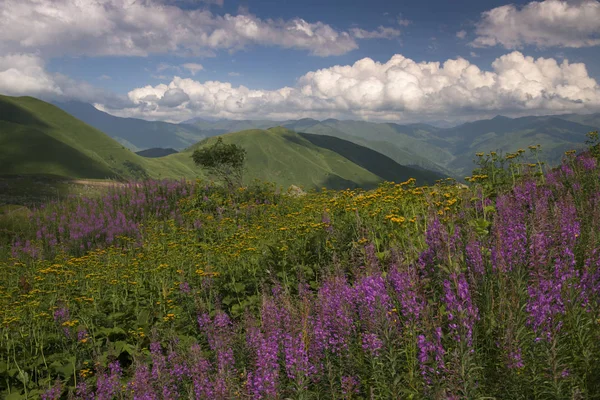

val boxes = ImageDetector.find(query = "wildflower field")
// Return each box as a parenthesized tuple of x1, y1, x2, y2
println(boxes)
(2, 136, 600, 399)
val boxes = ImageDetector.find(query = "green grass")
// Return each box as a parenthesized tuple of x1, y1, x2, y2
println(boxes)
(0, 95, 200, 181)
(168, 126, 411, 190)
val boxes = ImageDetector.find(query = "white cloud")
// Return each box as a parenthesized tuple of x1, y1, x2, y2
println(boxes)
(0, 0, 359, 57)
(472, 0, 600, 49)
(0, 54, 62, 97)
(182, 63, 204, 75)
(228, 72, 241, 77)
(456, 30, 467, 39)
(98, 75, 112, 80)
(96, 51, 600, 123)
(350, 26, 401, 40)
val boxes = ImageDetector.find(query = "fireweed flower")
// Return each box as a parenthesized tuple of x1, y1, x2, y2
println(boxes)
(507, 348, 525, 369)
(41, 380, 63, 400)
(492, 194, 527, 272)
(387, 266, 424, 324)
(95, 361, 122, 400)
(443, 273, 479, 346)
(465, 239, 485, 278)
(312, 276, 356, 354)
(353, 273, 392, 330)
(128, 364, 158, 400)
(189, 344, 215, 399)
(417, 327, 445, 383)
(341, 376, 360, 397)
(361, 333, 383, 356)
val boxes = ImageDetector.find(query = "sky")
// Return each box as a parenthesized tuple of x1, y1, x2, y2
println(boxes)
(0, 0, 600, 125)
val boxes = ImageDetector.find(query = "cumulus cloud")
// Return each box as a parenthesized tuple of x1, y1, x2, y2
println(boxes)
(0, 54, 62, 97)
(157, 88, 190, 107)
(472, 0, 600, 49)
(456, 30, 467, 39)
(0, 0, 360, 57)
(182, 63, 204, 75)
(95, 51, 600, 123)
(350, 26, 401, 40)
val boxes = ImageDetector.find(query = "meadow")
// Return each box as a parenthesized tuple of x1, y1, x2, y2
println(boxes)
(1, 136, 600, 399)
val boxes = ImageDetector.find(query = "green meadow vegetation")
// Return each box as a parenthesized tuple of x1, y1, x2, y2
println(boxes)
(1, 130, 600, 398)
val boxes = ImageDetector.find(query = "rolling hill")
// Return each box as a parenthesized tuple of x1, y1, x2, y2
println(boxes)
(164, 127, 443, 189)
(0, 95, 199, 180)
(1, 95, 442, 189)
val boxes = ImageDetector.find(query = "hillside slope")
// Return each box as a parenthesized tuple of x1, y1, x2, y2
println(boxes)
(0, 95, 199, 180)
(167, 127, 441, 189)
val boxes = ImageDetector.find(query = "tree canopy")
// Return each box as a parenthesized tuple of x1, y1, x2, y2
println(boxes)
(192, 137, 247, 190)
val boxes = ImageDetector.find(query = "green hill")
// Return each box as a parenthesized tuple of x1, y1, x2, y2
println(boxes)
(0, 95, 199, 180)
(0, 95, 443, 190)
(166, 127, 441, 190)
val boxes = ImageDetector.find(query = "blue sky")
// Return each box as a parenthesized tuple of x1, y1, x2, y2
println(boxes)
(1, 0, 600, 124)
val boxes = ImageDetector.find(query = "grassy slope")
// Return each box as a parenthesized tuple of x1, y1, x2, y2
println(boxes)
(282, 120, 455, 176)
(296, 132, 445, 185)
(0, 95, 199, 180)
(167, 127, 386, 190)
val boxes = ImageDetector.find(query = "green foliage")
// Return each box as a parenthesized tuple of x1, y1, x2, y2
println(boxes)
(585, 130, 600, 159)
(192, 137, 247, 191)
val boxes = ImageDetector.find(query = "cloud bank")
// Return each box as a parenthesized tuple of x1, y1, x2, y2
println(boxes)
(0, 0, 399, 58)
(472, 0, 600, 49)
(91, 52, 599, 123)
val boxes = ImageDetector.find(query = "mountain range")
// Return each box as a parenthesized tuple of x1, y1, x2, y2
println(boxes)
(54, 100, 599, 178)
(2, 94, 598, 191)
(2, 95, 442, 190)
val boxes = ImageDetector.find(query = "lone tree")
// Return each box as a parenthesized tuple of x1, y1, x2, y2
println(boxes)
(192, 137, 247, 191)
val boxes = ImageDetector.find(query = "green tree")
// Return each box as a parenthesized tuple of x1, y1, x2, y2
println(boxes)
(192, 137, 247, 191)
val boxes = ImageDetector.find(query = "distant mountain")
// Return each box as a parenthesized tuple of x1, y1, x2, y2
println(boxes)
(52, 101, 216, 151)
(182, 113, 599, 178)
(136, 148, 179, 158)
(0, 95, 199, 180)
(437, 114, 599, 176)
(552, 113, 600, 130)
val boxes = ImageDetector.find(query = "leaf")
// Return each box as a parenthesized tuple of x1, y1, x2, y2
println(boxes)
(114, 341, 134, 356)
(222, 296, 234, 306)
(16, 371, 29, 385)
(137, 309, 151, 326)
(484, 205, 496, 214)
(232, 282, 246, 293)
(5, 392, 26, 400)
